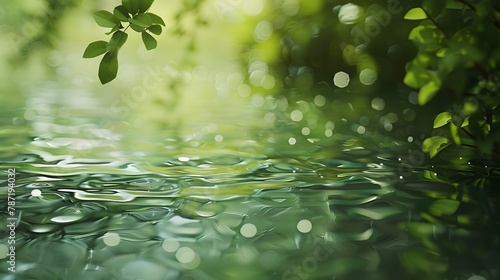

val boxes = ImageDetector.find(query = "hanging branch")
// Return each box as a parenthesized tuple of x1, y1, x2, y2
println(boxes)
(420, 7, 449, 38)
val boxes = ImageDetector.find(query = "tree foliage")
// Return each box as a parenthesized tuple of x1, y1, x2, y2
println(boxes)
(402, 0, 500, 157)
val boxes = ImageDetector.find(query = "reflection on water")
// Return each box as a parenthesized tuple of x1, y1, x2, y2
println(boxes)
(2, 152, 499, 280)
(0, 57, 499, 280)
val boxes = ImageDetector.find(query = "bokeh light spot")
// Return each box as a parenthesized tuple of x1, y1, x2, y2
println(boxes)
(176, 247, 195, 264)
(252, 94, 265, 107)
(290, 110, 303, 122)
(314, 95, 326, 106)
(297, 219, 312, 233)
(359, 69, 377, 85)
(403, 108, 416, 121)
(238, 84, 251, 97)
(240, 223, 257, 238)
(371, 98, 385, 111)
(338, 4, 361, 24)
(249, 70, 266, 87)
(333, 71, 350, 88)
(243, 0, 264, 16)
(31, 189, 42, 197)
(261, 75, 275, 89)
(357, 126, 366, 134)
(103, 232, 121, 247)
(326, 121, 335, 130)
(301, 127, 310, 135)
(409, 91, 418, 104)
(215, 135, 224, 142)
(254, 20, 273, 42)
(162, 239, 180, 252)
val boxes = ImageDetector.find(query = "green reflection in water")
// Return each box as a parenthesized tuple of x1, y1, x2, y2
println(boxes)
(1, 77, 499, 280)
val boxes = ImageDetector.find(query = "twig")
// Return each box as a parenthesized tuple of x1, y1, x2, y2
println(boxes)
(461, 127, 477, 140)
(462, 143, 477, 148)
(421, 7, 448, 38)
(456, 0, 475, 11)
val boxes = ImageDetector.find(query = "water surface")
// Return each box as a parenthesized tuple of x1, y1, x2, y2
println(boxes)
(0, 74, 499, 280)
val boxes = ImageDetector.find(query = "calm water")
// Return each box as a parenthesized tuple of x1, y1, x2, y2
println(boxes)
(0, 79, 499, 280)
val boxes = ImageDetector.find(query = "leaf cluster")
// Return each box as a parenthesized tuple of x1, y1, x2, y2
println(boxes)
(83, 0, 165, 84)
(403, 0, 500, 158)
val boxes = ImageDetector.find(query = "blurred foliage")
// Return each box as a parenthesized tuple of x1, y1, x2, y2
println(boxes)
(402, 0, 500, 158)
(1, 0, 77, 60)
(238, 0, 414, 92)
(8, 0, 500, 158)
(232, 0, 500, 158)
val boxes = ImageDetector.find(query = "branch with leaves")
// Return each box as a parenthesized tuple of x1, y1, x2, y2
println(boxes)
(403, 0, 500, 158)
(83, 0, 165, 84)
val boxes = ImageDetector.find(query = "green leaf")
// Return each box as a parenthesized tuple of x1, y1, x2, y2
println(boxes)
(98, 52, 119, 84)
(450, 122, 461, 145)
(130, 13, 152, 28)
(142, 31, 157, 50)
(404, 7, 428, 20)
(422, 136, 451, 158)
(107, 31, 128, 52)
(138, 0, 154, 13)
(418, 79, 441, 105)
(93, 10, 119, 28)
(148, 25, 162, 35)
(433, 112, 452, 128)
(83, 40, 108, 58)
(461, 117, 469, 127)
(130, 23, 144, 32)
(409, 24, 443, 51)
(408, 25, 425, 42)
(404, 69, 431, 89)
(403, 55, 434, 88)
(113, 5, 130, 21)
(146, 12, 165, 26)
(436, 48, 447, 58)
(122, 0, 140, 14)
